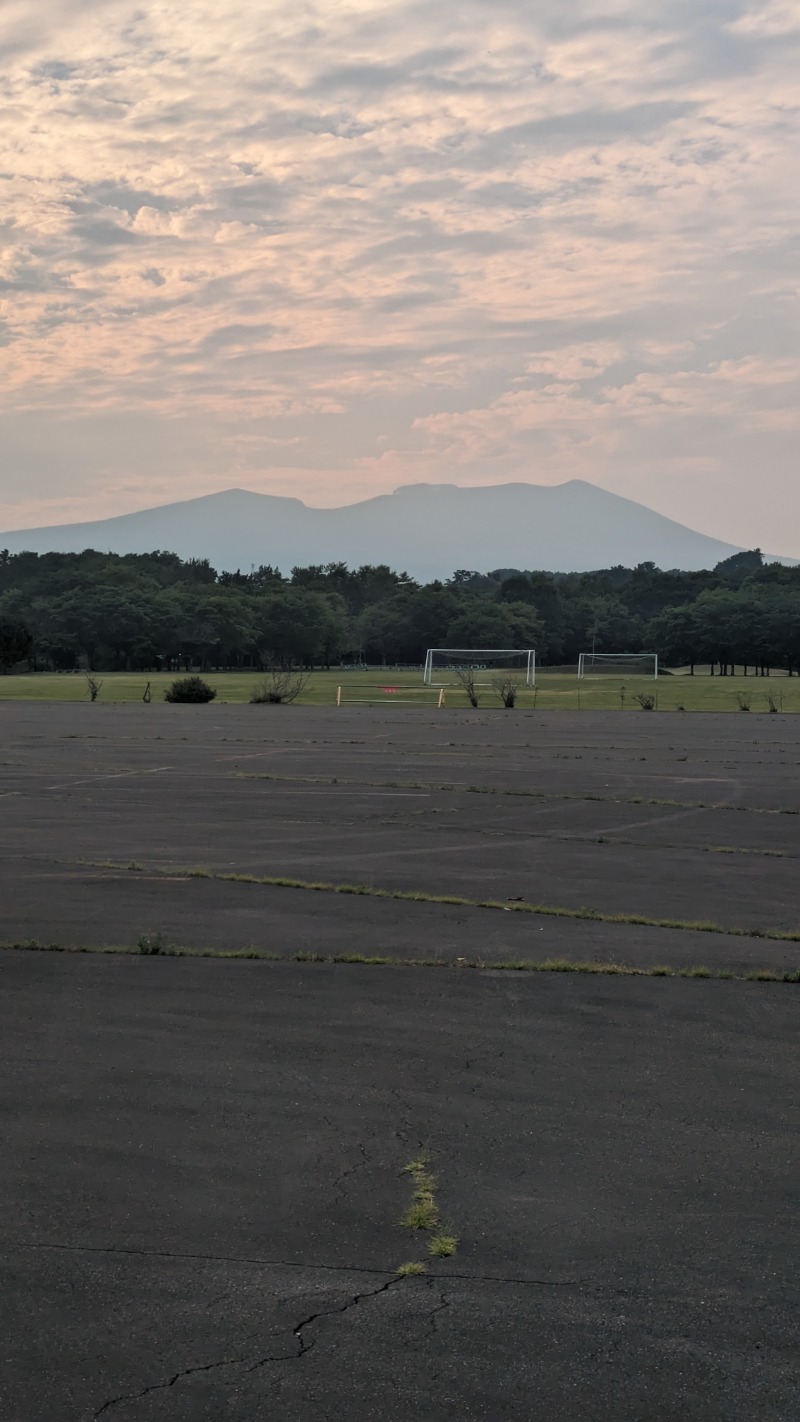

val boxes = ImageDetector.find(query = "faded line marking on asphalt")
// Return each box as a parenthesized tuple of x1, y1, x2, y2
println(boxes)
(41, 767, 174, 791)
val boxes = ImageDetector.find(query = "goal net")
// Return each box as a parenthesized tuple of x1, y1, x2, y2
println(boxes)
(424, 648, 536, 686)
(577, 652, 658, 679)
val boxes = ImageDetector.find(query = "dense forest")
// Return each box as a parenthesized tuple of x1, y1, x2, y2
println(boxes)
(1, 546, 799, 675)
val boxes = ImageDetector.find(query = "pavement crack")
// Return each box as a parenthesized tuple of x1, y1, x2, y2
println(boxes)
(436, 1268, 585, 1288)
(417, 1280, 451, 1343)
(389, 1088, 415, 1144)
(330, 1137, 370, 1201)
(13, 1241, 389, 1277)
(94, 1352, 248, 1417)
(17, 1240, 585, 1291)
(248, 1275, 400, 1371)
(428, 1291, 450, 1335)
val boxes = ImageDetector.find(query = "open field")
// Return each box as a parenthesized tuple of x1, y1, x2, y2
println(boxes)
(2, 704, 799, 1418)
(1, 665, 799, 712)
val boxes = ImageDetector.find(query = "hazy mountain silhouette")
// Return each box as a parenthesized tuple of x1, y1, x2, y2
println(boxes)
(1, 481, 788, 577)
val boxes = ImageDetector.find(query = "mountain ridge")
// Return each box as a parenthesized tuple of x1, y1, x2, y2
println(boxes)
(1, 480, 792, 576)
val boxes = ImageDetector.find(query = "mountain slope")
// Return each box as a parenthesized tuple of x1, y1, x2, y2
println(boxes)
(0, 480, 782, 577)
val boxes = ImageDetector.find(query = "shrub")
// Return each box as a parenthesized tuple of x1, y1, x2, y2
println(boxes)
(164, 676, 217, 704)
(635, 693, 656, 711)
(491, 675, 519, 708)
(250, 669, 310, 705)
(455, 668, 480, 707)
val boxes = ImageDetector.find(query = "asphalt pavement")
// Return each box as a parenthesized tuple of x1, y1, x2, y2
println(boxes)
(2, 953, 798, 1421)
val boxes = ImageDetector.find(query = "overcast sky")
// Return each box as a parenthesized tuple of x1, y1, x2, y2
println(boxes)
(1, 0, 798, 552)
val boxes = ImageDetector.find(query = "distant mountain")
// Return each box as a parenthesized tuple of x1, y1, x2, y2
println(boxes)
(0, 480, 791, 578)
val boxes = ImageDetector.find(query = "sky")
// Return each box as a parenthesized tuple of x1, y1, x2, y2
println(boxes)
(1, 0, 799, 553)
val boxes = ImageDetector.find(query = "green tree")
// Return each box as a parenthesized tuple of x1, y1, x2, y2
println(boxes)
(256, 588, 346, 666)
(0, 620, 32, 671)
(648, 604, 699, 672)
(446, 602, 543, 651)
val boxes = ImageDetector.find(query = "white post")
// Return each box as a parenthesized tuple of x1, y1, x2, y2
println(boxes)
(336, 685, 342, 706)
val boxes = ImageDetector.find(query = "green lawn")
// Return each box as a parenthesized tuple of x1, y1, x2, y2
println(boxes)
(1, 668, 798, 712)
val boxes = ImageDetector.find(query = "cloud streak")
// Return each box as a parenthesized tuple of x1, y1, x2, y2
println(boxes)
(0, 0, 798, 551)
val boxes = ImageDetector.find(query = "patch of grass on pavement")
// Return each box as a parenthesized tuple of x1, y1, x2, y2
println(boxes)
(429, 1234, 458, 1258)
(4, 938, 799, 983)
(397, 1151, 456, 1275)
(401, 1196, 440, 1230)
(400, 1155, 441, 1231)
(704, 845, 788, 858)
(401, 1176, 439, 1232)
(238, 770, 798, 817)
(82, 858, 800, 946)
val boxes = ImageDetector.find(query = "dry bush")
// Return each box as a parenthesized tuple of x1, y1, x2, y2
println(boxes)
(250, 668, 310, 704)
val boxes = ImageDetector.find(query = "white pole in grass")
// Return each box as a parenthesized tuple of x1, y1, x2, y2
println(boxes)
(336, 685, 341, 706)
(438, 688, 445, 709)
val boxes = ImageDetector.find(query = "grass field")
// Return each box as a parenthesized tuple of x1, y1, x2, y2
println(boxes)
(1, 667, 798, 712)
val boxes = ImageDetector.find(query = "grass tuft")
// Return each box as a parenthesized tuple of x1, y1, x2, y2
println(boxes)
(396, 1261, 426, 1277)
(404, 1152, 431, 1175)
(428, 1233, 458, 1258)
(401, 1196, 439, 1231)
(401, 1154, 441, 1232)
(704, 845, 787, 859)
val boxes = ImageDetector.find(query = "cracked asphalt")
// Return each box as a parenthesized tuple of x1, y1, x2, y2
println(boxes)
(2, 702, 800, 970)
(2, 953, 799, 1420)
(1, 705, 799, 1418)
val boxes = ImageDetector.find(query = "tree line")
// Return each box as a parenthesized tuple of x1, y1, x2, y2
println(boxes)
(1, 545, 799, 675)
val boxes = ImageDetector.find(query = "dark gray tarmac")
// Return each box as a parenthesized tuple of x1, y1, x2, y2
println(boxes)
(2, 953, 799, 1421)
(2, 704, 799, 1419)
(1, 703, 799, 968)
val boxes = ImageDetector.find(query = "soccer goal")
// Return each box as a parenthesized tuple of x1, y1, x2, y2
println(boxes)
(424, 648, 536, 686)
(577, 652, 658, 679)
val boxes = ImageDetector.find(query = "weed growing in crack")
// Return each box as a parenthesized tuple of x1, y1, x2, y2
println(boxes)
(429, 1234, 458, 1258)
(401, 1194, 439, 1230)
(89, 858, 800, 945)
(404, 1152, 431, 1176)
(7, 938, 799, 984)
(400, 1155, 440, 1232)
(397, 1261, 426, 1277)
(240, 771, 800, 820)
(400, 1156, 459, 1268)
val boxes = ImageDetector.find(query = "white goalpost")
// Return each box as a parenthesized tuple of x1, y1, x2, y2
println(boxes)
(577, 652, 658, 679)
(424, 649, 536, 686)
